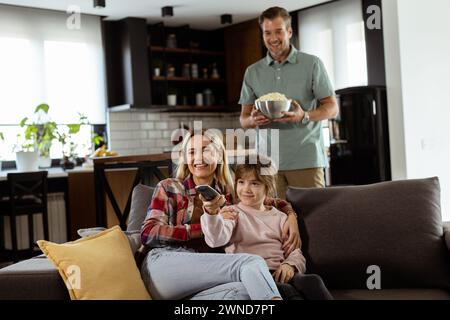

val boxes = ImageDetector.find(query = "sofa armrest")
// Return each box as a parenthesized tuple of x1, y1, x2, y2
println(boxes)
(444, 222, 450, 251)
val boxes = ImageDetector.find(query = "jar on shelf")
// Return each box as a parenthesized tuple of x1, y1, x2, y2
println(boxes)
(191, 63, 198, 78)
(182, 63, 190, 78)
(166, 34, 177, 48)
(203, 88, 214, 106)
(195, 93, 203, 106)
(167, 64, 175, 77)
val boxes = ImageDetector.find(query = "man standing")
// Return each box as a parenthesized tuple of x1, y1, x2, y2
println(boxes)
(239, 6, 339, 198)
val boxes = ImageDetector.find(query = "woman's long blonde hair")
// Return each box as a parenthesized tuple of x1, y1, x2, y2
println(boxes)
(175, 129, 234, 193)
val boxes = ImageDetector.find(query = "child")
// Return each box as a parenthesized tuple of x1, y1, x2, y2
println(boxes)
(201, 155, 333, 300)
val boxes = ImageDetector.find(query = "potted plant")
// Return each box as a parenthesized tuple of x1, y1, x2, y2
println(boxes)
(54, 113, 89, 170)
(167, 88, 177, 106)
(19, 104, 57, 168)
(152, 58, 163, 77)
(18, 104, 94, 170)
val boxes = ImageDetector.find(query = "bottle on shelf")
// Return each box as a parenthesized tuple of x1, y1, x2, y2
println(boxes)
(202, 68, 208, 79)
(211, 63, 220, 79)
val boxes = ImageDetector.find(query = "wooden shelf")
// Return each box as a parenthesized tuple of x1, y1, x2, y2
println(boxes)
(150, 46, 224, 56)
(150, 104, 237, 112)
(152, 76, 225, 83)
(190, 49, 225, 56)
(192, 78, 225, 83)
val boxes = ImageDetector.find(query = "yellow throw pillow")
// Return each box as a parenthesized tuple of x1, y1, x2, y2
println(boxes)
(37, 225, 151, 300)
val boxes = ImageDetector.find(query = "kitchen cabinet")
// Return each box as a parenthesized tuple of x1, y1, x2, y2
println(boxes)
(104, 17, 263, 112)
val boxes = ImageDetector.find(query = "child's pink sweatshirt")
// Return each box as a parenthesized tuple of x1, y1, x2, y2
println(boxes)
(201, 202, 306, 273)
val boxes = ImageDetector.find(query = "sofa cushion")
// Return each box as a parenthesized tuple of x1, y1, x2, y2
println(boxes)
(127, 184, 154, 232)
(0, 256, 69, 300)
(331, 289, 450, 300)
(286, 177, 450, 290)
(37, 226, 151, 300)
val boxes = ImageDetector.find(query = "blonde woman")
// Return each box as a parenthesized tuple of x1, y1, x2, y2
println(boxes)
(140, 129, 300, 300)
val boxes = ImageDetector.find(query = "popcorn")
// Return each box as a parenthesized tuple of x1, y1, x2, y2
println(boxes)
(256, 92, 289, 102)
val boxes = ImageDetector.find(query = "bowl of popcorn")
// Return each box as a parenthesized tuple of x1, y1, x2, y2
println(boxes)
(255, 92, 292, 119)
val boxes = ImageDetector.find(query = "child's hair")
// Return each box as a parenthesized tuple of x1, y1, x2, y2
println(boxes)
(234, 154, 278, 198)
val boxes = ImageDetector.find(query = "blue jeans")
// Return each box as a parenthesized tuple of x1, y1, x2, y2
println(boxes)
(141, 247, 281, 300)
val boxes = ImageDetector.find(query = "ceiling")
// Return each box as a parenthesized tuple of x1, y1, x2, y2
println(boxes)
(0, 0, 329, 30)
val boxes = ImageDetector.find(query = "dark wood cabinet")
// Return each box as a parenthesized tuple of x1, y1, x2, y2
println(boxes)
(103, 17, 264, 112)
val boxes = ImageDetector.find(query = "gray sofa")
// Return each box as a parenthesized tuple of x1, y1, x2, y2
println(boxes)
(1, 177, 449, 300)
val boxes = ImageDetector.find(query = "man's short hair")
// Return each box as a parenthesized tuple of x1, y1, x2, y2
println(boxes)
(259, 6, 292, 30)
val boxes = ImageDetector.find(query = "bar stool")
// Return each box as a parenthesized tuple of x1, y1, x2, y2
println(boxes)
(0, 171, 49, 262)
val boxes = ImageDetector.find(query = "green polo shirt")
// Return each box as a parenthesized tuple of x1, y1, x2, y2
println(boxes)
(239, 46, 335, 171)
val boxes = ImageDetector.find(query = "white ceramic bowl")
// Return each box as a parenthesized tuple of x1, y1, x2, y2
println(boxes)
(255, 100, 292, 119)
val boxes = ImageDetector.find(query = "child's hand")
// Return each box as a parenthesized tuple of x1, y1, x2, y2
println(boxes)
(272, 264, 295, 284)
(201, 194, 226, 215)
(220, 207, 239, 221)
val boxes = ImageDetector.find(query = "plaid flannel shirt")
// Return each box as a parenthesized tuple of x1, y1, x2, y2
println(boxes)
(141, 175, 297, 248)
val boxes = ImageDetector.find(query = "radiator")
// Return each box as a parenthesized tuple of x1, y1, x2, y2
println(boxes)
(2, 193, 67, 249)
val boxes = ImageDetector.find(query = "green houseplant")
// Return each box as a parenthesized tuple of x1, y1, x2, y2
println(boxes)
(19, 104, 56, 168)
(55, 113, 89, 170)
(18, 103, 97, 170)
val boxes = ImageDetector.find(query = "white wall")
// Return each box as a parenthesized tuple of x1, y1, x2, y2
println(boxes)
(383, 0, 450, 221)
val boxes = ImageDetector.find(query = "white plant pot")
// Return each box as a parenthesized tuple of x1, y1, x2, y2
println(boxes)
(16, 151, 39, 172)
(167, 94, 177, 106)
(38, 155, 52, 168)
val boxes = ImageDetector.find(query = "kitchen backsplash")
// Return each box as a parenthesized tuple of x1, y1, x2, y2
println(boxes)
(107, 111, 241, 156)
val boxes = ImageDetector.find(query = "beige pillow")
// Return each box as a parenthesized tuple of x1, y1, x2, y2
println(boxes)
(37, 226, 151, 300)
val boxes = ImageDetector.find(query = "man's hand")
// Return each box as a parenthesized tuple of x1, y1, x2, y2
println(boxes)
(250, 106, 271, 127)
(273, 100, 305, 123)
(200, 194, 226, 215)
(272, 264, 295, 284)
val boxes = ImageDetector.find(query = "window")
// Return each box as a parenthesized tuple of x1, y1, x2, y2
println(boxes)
(298, 0, 368, 90)
(0, 5, 106, 160)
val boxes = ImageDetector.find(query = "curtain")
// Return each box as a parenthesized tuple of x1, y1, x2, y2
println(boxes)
(0, 4, 106, 125)
(298, 0, 368, 90)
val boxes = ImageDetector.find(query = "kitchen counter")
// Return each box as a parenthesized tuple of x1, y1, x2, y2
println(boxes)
(0, 166, 93, 181)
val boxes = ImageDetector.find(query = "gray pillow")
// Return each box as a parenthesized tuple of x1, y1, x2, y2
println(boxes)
(77, 227, 141, 254)
(127, 184, 154, 232)
(286, 177, 450, 290)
